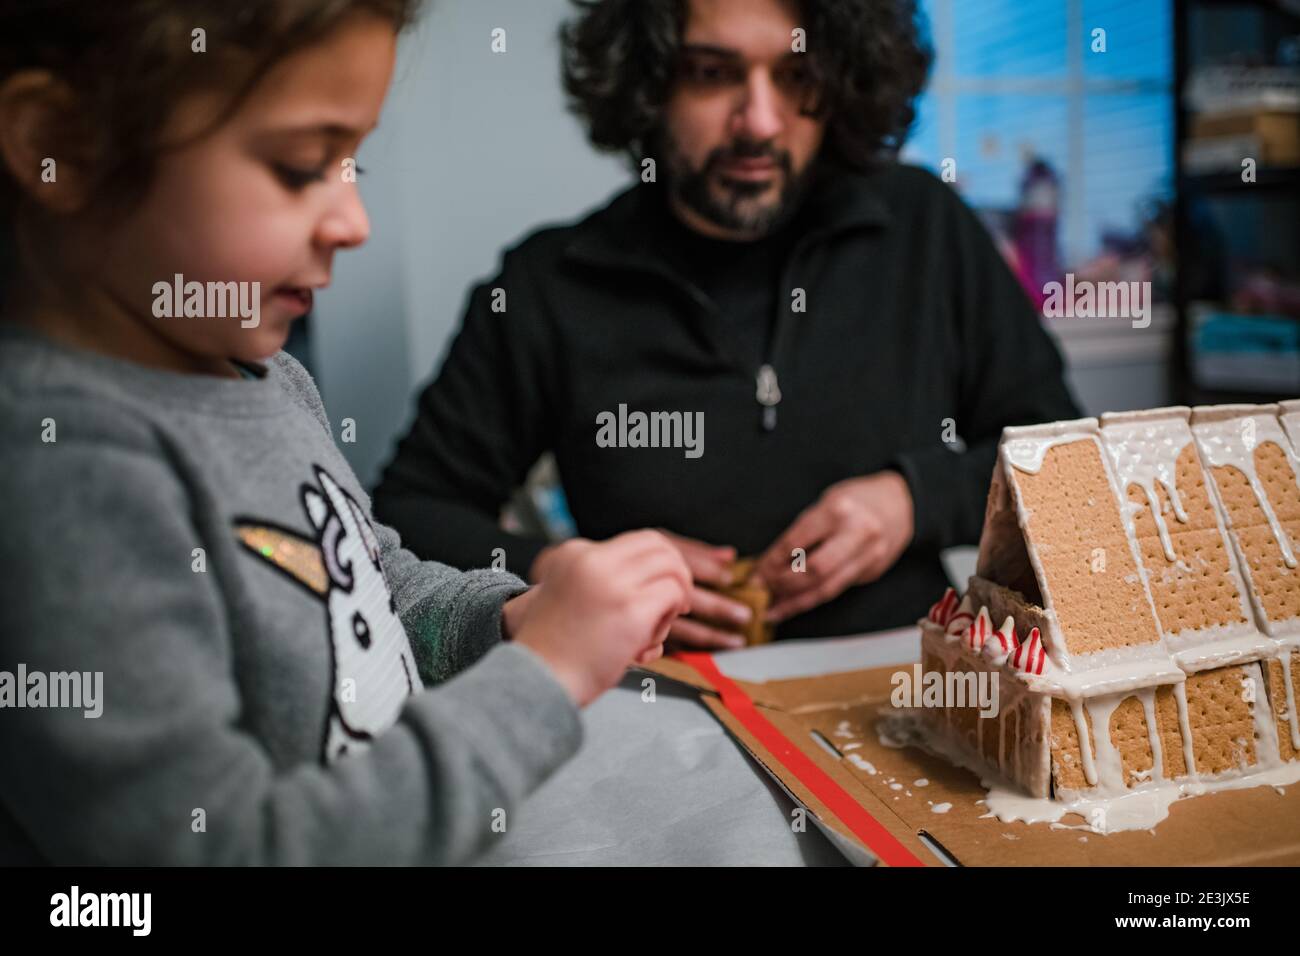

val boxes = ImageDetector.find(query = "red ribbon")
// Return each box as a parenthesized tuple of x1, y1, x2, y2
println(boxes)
(674, 651, 926, 867)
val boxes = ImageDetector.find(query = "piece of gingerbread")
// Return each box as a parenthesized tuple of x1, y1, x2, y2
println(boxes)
(701, 558, 774, 646)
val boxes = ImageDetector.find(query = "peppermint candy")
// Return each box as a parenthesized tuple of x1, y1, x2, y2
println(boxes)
(982, 615, 1020, 665)
(964, 607, 993, 652)
(945, 611, 974, 639)
(1009, 626, 1049, 675)
(927, 587, 959, 626)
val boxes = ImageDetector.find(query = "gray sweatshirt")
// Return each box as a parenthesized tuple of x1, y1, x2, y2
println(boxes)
(0, 324, 582, 865)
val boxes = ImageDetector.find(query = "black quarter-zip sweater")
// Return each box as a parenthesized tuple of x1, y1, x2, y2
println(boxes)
(373, 159, 1082, 639)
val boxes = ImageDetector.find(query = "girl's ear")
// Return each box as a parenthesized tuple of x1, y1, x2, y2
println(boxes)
(0, 70, 96, 214)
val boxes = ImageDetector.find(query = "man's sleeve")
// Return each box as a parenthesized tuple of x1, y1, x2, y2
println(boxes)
(891, 183, 1082, 552)
(0, 433, 580, 865)
(372, 254, 559, 580)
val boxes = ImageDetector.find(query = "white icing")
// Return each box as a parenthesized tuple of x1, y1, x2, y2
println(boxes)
(1140, 688, 1164, 783)
(880, 703, 1300, 835)
(1173, 682, 1197, 777)
(1024, 656, 1184, 701)
(1273, 643, 1300, 751)
(1050, 639, 1172, 675)
(998, 707, 1008, 770)
(1004, 707, 1019, 780)
(1085, 695, 1127, 790)
(1002, 421, 1099, 475)
(1171, 632, 1277, 672)
(1278, 400, 1300, 452)
(1103, 418, 1190, 563)
(1193, 414, 1299, 568)
(1069, 699, 1098, 787)
(1247, 668, 1280, 769)
(847, 754, 877, 775)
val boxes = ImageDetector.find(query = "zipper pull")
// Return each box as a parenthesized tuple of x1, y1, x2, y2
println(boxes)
(756, 364, 781, 432)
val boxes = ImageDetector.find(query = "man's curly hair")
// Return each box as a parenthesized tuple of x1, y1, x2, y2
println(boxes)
(560, 0, 933, 170)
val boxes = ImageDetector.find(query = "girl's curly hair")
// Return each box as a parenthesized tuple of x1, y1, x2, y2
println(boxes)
(560, 0, 933, 170)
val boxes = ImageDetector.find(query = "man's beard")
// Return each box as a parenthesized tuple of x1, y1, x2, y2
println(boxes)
(659, 130, 812, 237)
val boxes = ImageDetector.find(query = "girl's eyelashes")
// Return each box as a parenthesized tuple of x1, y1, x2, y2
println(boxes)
(272, 161, 367, 191)
(273, 162, 328, 191)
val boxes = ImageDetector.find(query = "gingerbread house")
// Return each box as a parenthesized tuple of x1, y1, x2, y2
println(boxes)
(919, 403, 1300, 803)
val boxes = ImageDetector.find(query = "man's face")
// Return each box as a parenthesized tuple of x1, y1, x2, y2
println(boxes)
(659, 0, 827, 240)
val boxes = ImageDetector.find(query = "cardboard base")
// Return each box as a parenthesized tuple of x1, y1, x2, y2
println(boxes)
(646, 657, 1300, 866)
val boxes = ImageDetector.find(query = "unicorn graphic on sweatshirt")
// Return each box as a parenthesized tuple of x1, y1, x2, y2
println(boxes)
(235, 466, 419, 763)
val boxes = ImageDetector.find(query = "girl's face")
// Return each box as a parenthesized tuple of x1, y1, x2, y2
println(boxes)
(94, 13, 398, 365)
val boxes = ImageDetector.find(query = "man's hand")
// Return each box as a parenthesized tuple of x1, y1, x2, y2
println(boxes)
(753, 471, 914, 624)
(657, 531, 753, 651)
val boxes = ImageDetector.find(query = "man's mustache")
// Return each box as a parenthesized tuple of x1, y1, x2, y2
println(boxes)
(706, 141, 793, 176)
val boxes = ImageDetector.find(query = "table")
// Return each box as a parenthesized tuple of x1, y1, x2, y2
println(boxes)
(474, 628, 920, 866)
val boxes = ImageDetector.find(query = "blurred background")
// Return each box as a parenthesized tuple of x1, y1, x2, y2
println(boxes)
(293, 0, 1300, 561)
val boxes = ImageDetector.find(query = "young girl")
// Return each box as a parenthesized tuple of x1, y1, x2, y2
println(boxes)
(0, 0, 690, 864)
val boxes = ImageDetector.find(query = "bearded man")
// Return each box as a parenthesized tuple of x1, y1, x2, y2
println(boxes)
(373, 0, 1081, 645)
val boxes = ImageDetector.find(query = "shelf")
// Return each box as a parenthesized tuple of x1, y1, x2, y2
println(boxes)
(1189, 0, 1300, 21)
(1044, 305, 1175, 366)
(1180, 166, 1300, 193)
(1187, 384, 1300, 404)
(1169, 0, 1300, 406)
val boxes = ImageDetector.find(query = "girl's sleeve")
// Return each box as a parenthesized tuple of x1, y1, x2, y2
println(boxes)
(266, 348, 534, 686)
(0, 424, 581, 865)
